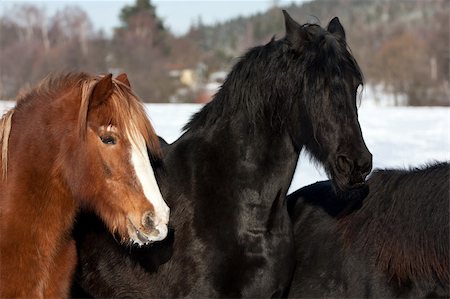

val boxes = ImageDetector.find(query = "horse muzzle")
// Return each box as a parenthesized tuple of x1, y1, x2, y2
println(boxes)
(127, 213, 169, 245)
(331, 150, 372, 191)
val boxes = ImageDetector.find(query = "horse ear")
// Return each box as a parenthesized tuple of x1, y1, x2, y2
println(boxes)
(116, 73, 131, 88)
(327, 17, 346, 41)
(283, 10, 307, 46)
(90, 74, 114, 108)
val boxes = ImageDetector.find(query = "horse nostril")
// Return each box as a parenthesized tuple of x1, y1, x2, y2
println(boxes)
(142, 212, 155, 230)
(359, 153, 373, 178)
(336, 155, 354, 175)
(361, 163, 372, 178)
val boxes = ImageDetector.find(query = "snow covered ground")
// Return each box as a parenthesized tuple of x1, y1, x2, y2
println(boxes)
(1, 101, 448, 193)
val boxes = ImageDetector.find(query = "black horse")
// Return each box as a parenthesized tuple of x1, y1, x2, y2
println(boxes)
(72, 11, 372, 298)
(287, 162, 449, 298)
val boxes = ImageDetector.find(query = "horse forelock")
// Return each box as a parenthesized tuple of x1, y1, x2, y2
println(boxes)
(300, 23, 364, 87)
(110, 82, 161, 159)
(78, 76, 160, 159)
(338, 163, 450, 284)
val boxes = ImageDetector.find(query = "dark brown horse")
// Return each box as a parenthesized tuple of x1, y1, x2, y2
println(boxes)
(0, 73, 169, 298)
(288, 162, 449, 297)
(72, 12, 372, 298)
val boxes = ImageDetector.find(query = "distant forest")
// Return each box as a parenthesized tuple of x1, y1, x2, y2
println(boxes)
(1, 0, 448, 105)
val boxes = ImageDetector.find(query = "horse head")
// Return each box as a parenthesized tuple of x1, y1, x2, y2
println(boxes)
(70, 73, 169, 245)
(283, 11, 372, 191)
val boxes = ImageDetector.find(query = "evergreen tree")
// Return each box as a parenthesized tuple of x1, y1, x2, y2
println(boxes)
(112, 0, 173, 101)
(119, 0, 164, 31)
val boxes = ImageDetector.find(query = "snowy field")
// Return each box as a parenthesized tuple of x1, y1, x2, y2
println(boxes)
(1, 101, 448, 193)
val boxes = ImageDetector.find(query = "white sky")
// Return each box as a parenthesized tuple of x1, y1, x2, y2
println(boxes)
(0, 0, 307, 36)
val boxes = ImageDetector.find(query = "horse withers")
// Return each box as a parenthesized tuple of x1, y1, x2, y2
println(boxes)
(73, 11, 372, 297)
(0, 73, 169, 298)
(288, 162, 449, 298)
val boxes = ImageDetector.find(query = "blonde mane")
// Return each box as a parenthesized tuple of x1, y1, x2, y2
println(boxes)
(0, 109, 14, 180)
(1, 73, 85, 180)
(1, 72, 160, 180)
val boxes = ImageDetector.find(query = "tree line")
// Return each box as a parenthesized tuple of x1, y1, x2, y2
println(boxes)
(0, 0, 448, 105)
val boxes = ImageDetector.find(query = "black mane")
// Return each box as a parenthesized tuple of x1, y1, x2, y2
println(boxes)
(183, 39, 294, 132)
(184, 23, 363, 133)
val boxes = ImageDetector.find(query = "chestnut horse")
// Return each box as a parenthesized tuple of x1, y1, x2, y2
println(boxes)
(0, 73, 170, 298)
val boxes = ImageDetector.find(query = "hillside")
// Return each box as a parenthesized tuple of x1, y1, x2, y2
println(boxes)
(188, 0, 449, 105)
(1, 0, 448, 105)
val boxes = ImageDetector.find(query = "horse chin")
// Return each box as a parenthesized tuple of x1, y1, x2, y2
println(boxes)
(327, 161, 366, 192)
(331, 176, 348, 192)
(332, 173, 367, 192)
(328, 167, 359, 191)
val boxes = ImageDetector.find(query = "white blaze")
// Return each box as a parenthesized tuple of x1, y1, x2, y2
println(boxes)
(129, 129, 169, 241)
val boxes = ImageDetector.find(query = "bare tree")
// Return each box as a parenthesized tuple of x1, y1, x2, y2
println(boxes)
(50, 7, 93, 55)
(0, 4, 107, 99)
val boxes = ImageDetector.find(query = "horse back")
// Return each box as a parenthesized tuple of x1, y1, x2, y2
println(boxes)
(341, 162, 450, 285)
(288, 162, 450, 298)
(287, 181, 375, 297)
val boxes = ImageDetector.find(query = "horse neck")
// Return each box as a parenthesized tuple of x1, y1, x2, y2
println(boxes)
(235, 122, 299, 227)
(1, 107, 77, 281)
(2, 94, 78, 230)
(166, 116, 300, 232)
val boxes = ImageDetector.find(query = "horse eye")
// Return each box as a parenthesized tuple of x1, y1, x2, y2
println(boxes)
(101, 135, 116, 145)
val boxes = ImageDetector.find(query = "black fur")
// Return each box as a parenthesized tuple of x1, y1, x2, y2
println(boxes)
(72, 12, 371, 298)
(288, 162, 450, 298)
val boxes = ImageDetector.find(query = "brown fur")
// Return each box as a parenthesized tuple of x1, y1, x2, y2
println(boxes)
(338, 164, 449, 286)
(0, 73, 162, 298)
(43, 239, 77, 298)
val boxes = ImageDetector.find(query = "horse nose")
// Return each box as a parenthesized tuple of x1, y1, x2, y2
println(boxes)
(357, 151, 373, 179)
(142, 211, 155, 231)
